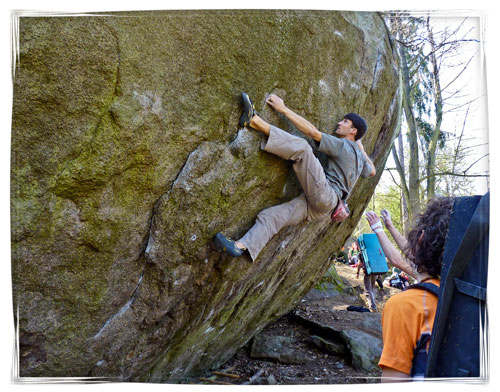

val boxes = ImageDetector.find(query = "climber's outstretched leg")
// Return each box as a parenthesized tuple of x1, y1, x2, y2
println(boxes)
(238, 194, 308, 260)
(213, 194, 308, 260)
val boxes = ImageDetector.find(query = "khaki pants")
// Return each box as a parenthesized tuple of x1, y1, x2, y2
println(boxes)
(239, 126, 339, 261)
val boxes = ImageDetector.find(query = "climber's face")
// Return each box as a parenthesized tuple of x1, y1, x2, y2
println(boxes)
(335, 118, 357, 139)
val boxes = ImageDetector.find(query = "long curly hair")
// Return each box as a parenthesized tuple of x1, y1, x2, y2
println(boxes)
(404, 197, 455, 278)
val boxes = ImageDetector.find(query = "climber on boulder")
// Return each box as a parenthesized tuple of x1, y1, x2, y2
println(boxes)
(213, 92, 375, 261)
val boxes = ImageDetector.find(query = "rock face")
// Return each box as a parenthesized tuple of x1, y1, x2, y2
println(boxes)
(250, 334, 311, 365)
(341, 330, 382, 372)
(11, 10, 400, 381)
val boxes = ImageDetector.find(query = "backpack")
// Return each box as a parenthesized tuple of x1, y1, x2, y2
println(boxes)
(404, 192, 489, 379)
(357, 233, 388, 275)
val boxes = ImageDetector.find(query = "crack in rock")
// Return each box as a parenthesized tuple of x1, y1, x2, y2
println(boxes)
(93, 270, 144, 340)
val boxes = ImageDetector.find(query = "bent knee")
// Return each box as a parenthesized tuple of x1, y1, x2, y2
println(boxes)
(296, 138, 312, 154)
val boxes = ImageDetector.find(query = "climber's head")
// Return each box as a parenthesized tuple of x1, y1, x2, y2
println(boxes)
(335, 113, 367, 141)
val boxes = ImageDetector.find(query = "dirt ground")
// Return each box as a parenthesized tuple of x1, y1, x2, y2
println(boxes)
(185, 262, 401, 385)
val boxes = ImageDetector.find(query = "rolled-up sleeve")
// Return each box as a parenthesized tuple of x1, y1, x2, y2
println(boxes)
(317, 133, 343, 158)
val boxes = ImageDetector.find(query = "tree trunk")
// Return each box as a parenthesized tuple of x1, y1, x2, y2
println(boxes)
(399, 41, 421, 220)
(425, 20, 443, 200)
(397, 131, 410, 235)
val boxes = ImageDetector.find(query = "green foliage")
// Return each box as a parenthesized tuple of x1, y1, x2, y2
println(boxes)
(417, 117, 446, 149)
(375, 186, 404, 233)
(352, 183, 404, 247)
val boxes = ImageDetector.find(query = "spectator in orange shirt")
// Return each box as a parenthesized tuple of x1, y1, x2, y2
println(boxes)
(365, 197, 454, 382)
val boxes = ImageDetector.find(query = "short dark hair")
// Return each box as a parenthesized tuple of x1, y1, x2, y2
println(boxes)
(344, 113, 367, 140)
(404, 197, 455, 278)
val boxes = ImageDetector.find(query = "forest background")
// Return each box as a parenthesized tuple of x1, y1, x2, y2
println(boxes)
(353, 10, 490, 242)
(1, 1, 498, 391)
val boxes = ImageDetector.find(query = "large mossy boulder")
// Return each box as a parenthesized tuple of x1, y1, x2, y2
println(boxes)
(11, 10, 400, 381)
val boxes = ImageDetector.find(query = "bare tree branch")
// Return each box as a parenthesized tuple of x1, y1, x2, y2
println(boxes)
(452, 104, 470, 174)
(463, 153, 489, 174)
(385, 167, 403, 190)
(441, 53, 477, 93)
(417, 171, 489, 185)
